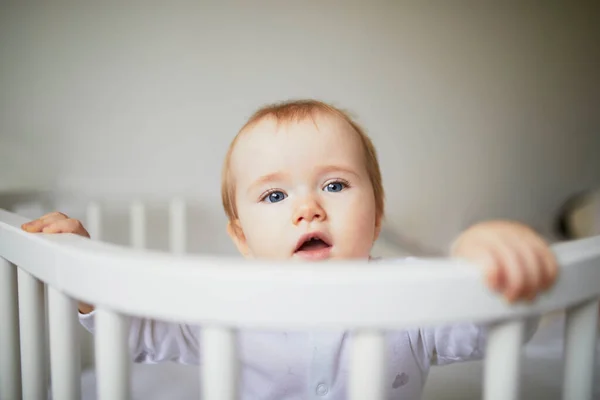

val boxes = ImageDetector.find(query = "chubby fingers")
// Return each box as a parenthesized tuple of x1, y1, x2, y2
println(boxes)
(504, 233, 558, 301)
(22, 212, 69, 232)
(495, 235, 547, 302)
(454, 228, 558, 303)
(21, 212, 90, 238)
(40, 218, 90, 236)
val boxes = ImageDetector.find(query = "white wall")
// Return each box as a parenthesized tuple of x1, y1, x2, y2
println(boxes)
(2, 2, 599, 254)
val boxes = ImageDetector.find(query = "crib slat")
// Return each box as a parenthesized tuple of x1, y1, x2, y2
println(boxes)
(95, 308, 131, 400)
(0, 257, 22, 400)
(201, 326, 238, 400)
(48, 287, 81, 400)
(130, 201, 146, 249)
(349, 330, 386, 400)
(86, 201, 102, 240)
(84, 202, 102, 369)
(17, 268, 48, 400)
(169, 198, 187, 254)
(483, 319, 525, 400)
(562, 298, 599, 400)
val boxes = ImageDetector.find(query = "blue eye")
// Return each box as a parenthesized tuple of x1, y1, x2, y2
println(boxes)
(324, 181, 346, 192)
(264, 190, 287, 203)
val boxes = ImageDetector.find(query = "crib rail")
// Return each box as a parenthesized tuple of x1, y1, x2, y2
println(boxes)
(0, 205, 599, 400)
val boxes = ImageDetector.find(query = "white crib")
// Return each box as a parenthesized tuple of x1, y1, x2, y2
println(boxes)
(0, 199, 599, 400)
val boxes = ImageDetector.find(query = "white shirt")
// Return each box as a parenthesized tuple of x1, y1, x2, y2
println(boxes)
(78, 257, 539, 400)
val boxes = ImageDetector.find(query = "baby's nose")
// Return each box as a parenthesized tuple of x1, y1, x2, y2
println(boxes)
(293, 197, 326, 225)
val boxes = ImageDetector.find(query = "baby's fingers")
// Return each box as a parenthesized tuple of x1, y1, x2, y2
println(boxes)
(41, 218, 89, 237)
(512, 242, 544, 301)
(21, 212, 69, 232)
(453, 239, 504, 291)
(471, 235, 532, 302)
(500, 237, 556, 302)
(494, 242, 529, 302)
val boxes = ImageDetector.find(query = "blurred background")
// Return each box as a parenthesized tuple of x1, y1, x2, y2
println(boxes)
(1, 1, 599, 255)
(1, 2, 599, 399)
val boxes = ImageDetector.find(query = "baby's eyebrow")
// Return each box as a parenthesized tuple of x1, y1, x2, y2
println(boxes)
(247, 172, 289, 194)
(317, 165, 360, 178)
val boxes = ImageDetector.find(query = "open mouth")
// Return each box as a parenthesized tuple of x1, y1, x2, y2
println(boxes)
(294, 233, 332, 259)
(297, 237, 330, 251)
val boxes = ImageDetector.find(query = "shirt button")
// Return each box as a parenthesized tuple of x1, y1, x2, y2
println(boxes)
(316, 383, 329, 396)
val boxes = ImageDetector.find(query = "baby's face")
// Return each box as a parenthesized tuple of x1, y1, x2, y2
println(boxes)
(228, 113, 380, 261)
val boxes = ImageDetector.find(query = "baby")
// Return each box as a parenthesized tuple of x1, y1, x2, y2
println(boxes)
(22, 100, 557, 399)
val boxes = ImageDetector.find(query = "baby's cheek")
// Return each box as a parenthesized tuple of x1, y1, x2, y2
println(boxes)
(246, 226, 276, 257)
(243, 209, 290, 258)
(344, 205, 378, 256)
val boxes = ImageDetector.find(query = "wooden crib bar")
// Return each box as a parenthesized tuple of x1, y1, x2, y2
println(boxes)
(201, 326, 239, 400)
(563, 298, 600, 400)
(1, 205, 600, 400)
(0, 257, 21, 400)
(483, 319, 525, 400)
(129, 200, 146, 250)
(17, 268, 47, 399)
(95, 308, 131, 400)
(86, 201, 102, 241)
(48, 286, 81, 400)
(169, 198, 187, 255)
(349, 330, 386, 400)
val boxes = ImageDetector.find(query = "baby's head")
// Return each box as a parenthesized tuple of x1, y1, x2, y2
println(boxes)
(221, 99, 384, 261)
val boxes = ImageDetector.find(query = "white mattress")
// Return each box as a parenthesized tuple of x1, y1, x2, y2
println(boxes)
(78, 312, 600, 399)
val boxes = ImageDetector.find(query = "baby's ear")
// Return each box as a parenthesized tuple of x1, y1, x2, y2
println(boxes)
(227, 219, 251, 257)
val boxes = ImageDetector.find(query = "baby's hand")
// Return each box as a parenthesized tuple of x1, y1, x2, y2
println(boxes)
(21, 212, 94, 313)
(21, 211, 90, 238)
(451, 221, 558, 303)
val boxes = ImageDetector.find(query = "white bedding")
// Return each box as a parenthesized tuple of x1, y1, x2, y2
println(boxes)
(77, 312, 600, 399)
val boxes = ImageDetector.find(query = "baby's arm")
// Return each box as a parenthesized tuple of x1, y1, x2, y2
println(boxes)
(412, 220, 556, 365)
(79, 311, 201, 365)
(412, 317, 539, 367)
(22, 212, 201, 364)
